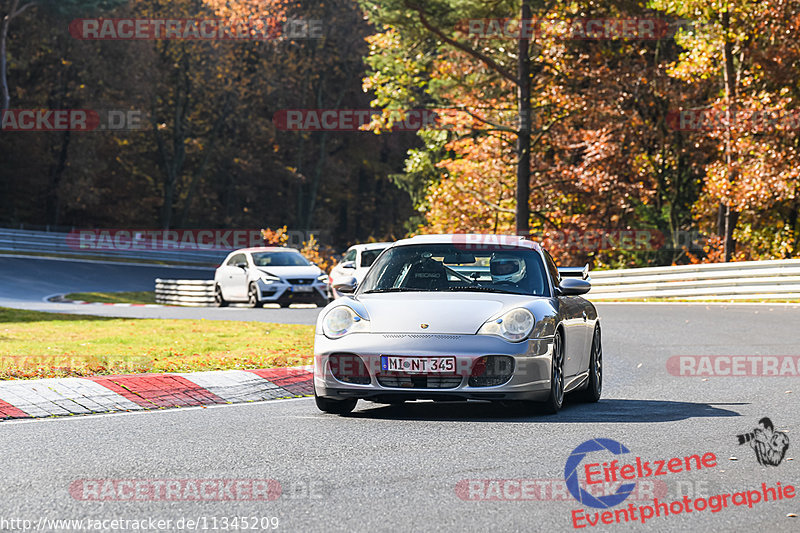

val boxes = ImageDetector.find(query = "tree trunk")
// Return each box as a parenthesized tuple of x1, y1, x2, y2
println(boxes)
(721, 10, 738, 261)
(153, 59, 190, 230)
(303, 131, 328, 230)
(46, 130, 71, 226)
(787, 201, 798, 259)
(515, 0, 531, 236)
(0, 2, 17, 112)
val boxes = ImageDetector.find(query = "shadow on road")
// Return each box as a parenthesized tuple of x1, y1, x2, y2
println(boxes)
(346, 398, 745, 423)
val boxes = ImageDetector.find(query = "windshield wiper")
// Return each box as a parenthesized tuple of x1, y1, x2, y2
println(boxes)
(442, 264, 477, 284)
(363, 287, 428, 293)
(446, 286, 516, 294)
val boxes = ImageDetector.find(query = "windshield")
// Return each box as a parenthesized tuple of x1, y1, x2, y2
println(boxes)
(357, 244, 549, 296)
(251, 251, 311, 267)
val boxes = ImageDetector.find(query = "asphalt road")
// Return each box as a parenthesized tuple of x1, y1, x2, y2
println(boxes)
(0, 255, 322, 324)
(2, 303, 799, 532)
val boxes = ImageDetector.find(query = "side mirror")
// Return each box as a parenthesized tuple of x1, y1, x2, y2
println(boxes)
(341, 261, 356, 269)
(333, 276, 357, 294)
(558, 277, 591, 296)
(235, 262, 248, 269)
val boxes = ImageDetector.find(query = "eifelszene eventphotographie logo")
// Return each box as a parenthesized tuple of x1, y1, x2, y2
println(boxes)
(566, 438, 795, 528)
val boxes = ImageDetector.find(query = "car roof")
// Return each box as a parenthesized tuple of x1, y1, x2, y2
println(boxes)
(392, 234, 541, 251)
(232, 247, 300, 254)
(350, 242, 392, 250)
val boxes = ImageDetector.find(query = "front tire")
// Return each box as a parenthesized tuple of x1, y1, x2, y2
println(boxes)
(576, 326, 602, 403)
(540, 330, 565, 414)
(214, 285, 228, 307)
(248, 283, 263, 308)
(314, 390, 357, 414)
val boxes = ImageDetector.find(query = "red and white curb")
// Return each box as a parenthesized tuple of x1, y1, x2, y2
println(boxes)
(0, 366, 312, 420)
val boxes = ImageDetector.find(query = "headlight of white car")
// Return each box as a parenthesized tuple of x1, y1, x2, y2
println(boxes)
(260, 274, 280, 284)
(317, 274, 330, 283)
(322, 306, 370, 339)
(477, 308, 535, 342)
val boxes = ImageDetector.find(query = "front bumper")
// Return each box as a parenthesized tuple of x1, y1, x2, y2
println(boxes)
(257, 279, 328, 303)
(314, 333, 554, 402)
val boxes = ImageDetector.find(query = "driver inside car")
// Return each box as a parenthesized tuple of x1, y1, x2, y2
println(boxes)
(489, 254, 527, 287)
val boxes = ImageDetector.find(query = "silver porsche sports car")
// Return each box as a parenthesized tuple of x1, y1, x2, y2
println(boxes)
(313, 234, 602, 415)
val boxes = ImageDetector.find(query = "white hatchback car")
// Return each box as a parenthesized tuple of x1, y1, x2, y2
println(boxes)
(214, 247, 330, 307)
(329, 242, 391, 298)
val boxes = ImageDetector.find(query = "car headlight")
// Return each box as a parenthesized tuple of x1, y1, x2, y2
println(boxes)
(477, 308, 535, 342)
(322, 306, 370, 339)
(317, 274, 330, 283)
(260, 274, 280, 284)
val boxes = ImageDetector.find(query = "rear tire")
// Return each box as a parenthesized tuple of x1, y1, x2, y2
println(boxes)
(576, 326, 602, 403)
(540, 330, 565, 414)
(214, 285, 228, 307)
(314, 390, 357, 414)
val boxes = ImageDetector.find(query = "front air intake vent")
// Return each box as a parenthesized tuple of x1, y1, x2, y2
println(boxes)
(328, 353, 371, 385)
(469, 356, 515, 387)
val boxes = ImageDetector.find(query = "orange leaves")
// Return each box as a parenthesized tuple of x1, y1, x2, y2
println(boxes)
(299, 234, 336, 273)
(260, 226, 289, 246)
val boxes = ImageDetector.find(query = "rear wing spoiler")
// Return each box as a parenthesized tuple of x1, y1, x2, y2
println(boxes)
(557, 264, 590, 280)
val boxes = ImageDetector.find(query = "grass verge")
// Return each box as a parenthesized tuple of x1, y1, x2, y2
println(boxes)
(62, 291, 157, 304)
(0, 307, 313, 379)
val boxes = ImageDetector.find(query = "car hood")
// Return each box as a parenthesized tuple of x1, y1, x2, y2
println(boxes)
(257, 265, 321, 278)
(355, 292, 527, 334)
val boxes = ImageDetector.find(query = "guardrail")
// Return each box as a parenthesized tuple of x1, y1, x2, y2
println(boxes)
(0, 228, 229, 266)
(155, 279, 216, 306)
(587, 259, 800, 300)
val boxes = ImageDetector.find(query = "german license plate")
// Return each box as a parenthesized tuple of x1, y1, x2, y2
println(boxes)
(381, 356, 456, 373)
(291, 285, 313, 292)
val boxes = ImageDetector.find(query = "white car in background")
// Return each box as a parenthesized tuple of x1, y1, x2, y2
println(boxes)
(329, 242, 391, 298)
(214, 247, 330, 308)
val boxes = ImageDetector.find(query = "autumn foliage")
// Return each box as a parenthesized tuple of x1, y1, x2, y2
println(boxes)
(362, 0, 800, 267)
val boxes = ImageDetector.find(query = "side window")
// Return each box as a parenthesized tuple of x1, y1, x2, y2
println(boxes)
(360, 249, 382, 267)
(227, 253, 246, 266)
(344, 249, 357, 262)
(543, 250, 560, 292)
